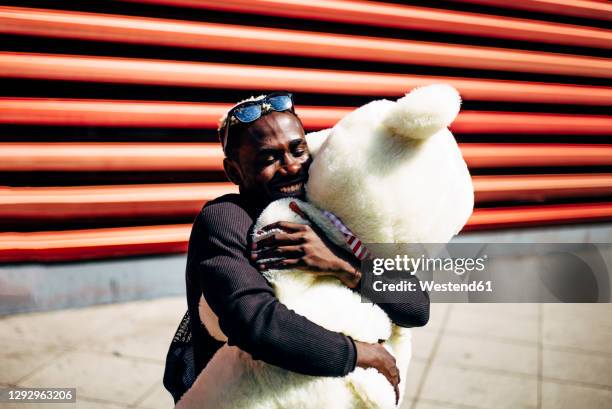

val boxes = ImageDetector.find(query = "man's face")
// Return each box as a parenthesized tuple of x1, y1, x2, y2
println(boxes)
(225, 111, 311, 203)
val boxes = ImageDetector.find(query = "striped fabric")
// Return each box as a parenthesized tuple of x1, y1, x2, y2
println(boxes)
(322, 210, 371, 260)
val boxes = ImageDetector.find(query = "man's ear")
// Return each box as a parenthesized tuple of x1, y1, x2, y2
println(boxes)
(223, 157, 243, 186)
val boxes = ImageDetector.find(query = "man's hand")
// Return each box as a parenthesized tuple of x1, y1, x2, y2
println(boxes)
(251, 203, 361, 288)
(354, 340, 401, 405)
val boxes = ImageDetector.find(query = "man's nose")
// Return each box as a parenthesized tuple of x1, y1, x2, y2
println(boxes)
(280, 153, 301, 175)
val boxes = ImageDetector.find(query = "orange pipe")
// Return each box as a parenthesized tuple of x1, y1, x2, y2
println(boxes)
(465, 202, 612, 231)
(0, 99, 226, 129)
(0, 7, 610, 78)
(119, 0, 612, 48)
(1, 52, 611, 106)
(0, 224, 190, 262)
(2, 203, 611, 262)
(1, 99, 610, 135)
(472, 174, 612, 202)
(2, 175, 611, 222)
(451, 0, 612, 22)
(461, 144, 612, 168)
(0, 183, 238, 221)
(0, 143, 223, 171)
(452, 112, 612, 135)
(1, 143, 611, 172)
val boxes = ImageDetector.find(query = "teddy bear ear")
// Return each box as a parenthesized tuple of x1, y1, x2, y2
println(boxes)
(383, 84, 461, 140)
(305, 128, 332, 157)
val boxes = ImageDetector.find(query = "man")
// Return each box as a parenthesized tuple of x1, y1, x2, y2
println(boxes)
(164, 92, 429, 404)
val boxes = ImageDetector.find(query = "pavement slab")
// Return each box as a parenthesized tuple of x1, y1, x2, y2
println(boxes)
(419, 364, 538, 409)
(19, 350, 164, 405)
(543, 347, 612, 388)
(541, 381, 612, 409)
(434, 332, 538, 376)
(445, 305, 539, 344)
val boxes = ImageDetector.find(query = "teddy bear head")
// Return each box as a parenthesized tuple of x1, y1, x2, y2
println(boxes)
(305, 84, 474, 245)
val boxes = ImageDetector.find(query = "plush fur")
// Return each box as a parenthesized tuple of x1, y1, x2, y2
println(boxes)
(307, 84, 473, 244)
(179, 84, 474, 409)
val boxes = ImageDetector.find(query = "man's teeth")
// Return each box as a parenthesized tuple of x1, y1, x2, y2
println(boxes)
(279, 183, 303, 193)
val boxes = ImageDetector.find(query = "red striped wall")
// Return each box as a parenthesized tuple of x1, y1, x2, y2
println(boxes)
(0, 0, 610, 262)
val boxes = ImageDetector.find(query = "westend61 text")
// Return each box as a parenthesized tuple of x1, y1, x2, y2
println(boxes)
(372, 280, 493, 293)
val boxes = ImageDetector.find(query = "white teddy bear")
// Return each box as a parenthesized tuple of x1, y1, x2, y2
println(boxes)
(177, 84, 474, 409)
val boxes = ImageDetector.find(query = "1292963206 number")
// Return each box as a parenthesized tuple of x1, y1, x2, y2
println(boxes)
(0, 388, 76, 403)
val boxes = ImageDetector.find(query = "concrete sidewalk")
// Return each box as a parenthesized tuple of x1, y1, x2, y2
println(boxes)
(1, 298, 611, 409)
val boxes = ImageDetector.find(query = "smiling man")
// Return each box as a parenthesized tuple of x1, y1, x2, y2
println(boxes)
(164, 92, 429, 404)
(222, 93, 311, 204)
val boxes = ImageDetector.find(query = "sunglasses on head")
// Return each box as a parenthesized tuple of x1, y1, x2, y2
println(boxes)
(222, 92, 294, 153)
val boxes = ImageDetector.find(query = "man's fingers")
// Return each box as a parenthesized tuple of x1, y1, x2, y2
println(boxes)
(377, 367, 400, 405)
(260, 258, 302, 270)
(376, 350, 400, 406)
(385, 366, 400, 384)
(385, 367, 400, 405)
(394, 383, 400, 405)
(253, 232, 303, 249)
(259, 220, 307, 233)
(253, 233, 290, 249)
(253, 245, 304, 260)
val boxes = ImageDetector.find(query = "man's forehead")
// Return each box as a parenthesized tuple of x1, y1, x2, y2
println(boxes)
(248, 111, 302, 134)
(243, 112, 304, 147)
